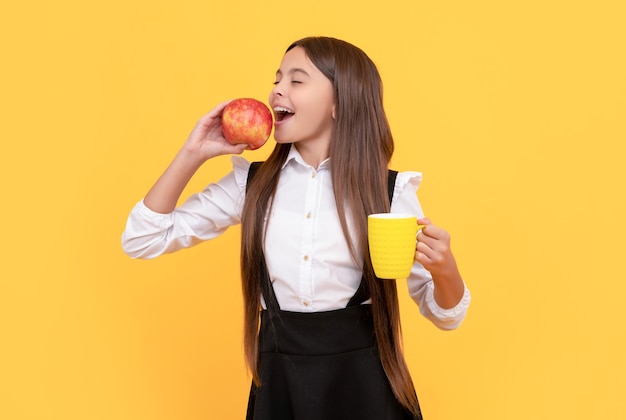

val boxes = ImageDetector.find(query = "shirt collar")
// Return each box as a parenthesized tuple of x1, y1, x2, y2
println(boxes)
(282, 144, 331, 170)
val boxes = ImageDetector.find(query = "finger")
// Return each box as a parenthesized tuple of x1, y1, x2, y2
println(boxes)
(419, 230, 451, 255)
(416, 241, 448, 269)
(221, 142, 249, 155)
(208, 99, 234, 117)
(417, 223, 440, 243)
(198, 100, 234, 125)
(416, 231, 436, 249)
(417, 218, 434, 238)
(418, 229, 453, 261)
(416, 240, 435, 258)
(417, 217, 432, 226)
(415, 248, 435, 265)
(416, 218, 429, 240)
(421, 224, 450, 243)
(416, 226, 424, 240)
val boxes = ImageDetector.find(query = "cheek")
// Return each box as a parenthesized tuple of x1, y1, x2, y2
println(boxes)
(304, 107, 331, 127)
(318, 101, 336, 123)
(309, 92, 334, 118)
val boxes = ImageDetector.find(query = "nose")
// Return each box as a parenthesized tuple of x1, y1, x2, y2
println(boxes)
(271, 82, 284, 98)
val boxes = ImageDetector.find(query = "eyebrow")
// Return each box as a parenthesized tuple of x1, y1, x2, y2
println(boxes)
(275, 68, 311, 77)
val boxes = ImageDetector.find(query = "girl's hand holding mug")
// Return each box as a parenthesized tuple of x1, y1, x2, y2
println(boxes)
(415, 218, 461, 282)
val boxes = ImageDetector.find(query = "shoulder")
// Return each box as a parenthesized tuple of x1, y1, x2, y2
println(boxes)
(231, 155, 252, 189)
(392, 171, 423, 200)
(389, 170, 425, 215)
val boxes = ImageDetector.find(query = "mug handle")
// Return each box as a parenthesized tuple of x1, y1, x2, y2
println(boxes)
(417, 222, 426, 235)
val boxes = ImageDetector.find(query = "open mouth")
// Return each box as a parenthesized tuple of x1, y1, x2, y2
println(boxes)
(274, 106, 295, 122)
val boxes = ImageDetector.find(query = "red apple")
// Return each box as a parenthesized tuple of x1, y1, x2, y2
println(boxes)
(222, 98, 273, 150)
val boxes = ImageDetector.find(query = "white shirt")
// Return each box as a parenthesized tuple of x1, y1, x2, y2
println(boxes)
(122, 145, 471, 330)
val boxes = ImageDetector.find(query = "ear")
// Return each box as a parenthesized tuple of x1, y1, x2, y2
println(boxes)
(331, 104, 336, 119)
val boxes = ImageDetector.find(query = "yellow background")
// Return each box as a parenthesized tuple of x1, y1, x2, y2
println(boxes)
(1, 1, 625, 419)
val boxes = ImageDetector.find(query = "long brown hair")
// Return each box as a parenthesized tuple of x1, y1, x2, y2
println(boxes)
(240, 36, 419, 415)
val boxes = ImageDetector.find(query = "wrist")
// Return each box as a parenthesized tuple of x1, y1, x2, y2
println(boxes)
(431, 269, 465, 310)
(177, 146, 208, 170)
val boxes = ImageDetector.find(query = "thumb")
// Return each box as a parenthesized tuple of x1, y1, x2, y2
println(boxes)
(228, 143, 250, 155)
(417, 217, 432, 226)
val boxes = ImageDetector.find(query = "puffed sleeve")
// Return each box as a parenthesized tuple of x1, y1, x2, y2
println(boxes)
(121, 156, 251, 259)
(231, 155, 252, 189)
(392, 171, 471, 330)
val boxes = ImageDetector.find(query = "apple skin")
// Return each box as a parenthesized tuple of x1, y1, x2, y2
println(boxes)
(222, 98, 273, 150)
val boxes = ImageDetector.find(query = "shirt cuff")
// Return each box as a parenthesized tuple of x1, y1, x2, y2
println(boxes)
(423, 281, 472, 330)
(135, 199, 173, 221)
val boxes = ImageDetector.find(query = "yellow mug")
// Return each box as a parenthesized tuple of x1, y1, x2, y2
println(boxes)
(368, 213, 423, 279)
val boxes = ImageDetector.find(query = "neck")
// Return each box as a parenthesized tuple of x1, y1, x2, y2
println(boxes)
(294, 140, 330, 169)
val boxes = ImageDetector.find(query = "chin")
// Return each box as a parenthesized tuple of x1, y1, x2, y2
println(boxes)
(273, 133, 294, 144)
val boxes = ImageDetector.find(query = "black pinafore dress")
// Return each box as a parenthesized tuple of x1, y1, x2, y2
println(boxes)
(244, 164, 422, 420)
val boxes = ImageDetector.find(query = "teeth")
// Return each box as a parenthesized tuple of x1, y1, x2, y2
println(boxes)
(273, 106, 294, 114)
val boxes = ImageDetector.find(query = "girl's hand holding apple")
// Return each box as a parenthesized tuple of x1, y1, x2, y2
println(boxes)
(181, 98, 273, 167)
(181, 100, 250, 165)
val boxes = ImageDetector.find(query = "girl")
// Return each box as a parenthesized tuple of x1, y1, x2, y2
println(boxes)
(122, 36, 471, 420)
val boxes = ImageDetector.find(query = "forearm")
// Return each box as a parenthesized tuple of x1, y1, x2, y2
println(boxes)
(432, 270, 466, 309)
(144, 148, 205, 214)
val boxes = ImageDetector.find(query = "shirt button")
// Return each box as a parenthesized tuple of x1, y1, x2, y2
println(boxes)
(302, 300, 310, 307)
(306, 212, 312, 219)
(303, 255, 309, 261)
(311, 172, 317, 179)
